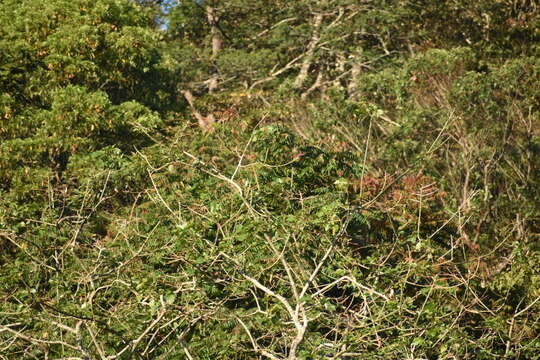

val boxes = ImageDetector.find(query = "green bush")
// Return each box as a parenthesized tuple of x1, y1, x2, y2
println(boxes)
(1, 0, 539, 358)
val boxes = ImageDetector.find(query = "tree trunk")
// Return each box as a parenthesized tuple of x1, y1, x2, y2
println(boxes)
(347, 49, 362, 101)
(293, 13, 323, 90)
(206, 4, 222, 94)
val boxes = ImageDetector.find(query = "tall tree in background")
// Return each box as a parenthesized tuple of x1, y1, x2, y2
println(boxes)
(165, 0, 539, 108)
(164, 0, 415, 109)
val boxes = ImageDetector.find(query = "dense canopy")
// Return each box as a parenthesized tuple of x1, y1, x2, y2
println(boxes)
(1, 0, 539, 359)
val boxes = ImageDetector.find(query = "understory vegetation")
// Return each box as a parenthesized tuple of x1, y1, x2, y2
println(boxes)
(1, 0, 539, 359)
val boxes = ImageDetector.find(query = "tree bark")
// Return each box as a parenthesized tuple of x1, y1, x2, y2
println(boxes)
(332, 53, 346, 89)
(347, 49, 362, 101)
(293, 13, 323, 90)
(206, 4, 222, 94)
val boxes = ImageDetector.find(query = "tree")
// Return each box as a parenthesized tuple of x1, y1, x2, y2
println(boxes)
(0, 0, 165, 202)
(164, 0, 413, 105)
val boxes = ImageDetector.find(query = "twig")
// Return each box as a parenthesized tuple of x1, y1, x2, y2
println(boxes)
(0, 325, 79, 351)
(236, 317, 282, 360)
(312, 276, 389, 301)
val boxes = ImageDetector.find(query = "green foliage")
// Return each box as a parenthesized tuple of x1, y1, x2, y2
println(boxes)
(0, 0, 168, 219)
(2, 0, 540, 359)
(400, 0, 540, 57)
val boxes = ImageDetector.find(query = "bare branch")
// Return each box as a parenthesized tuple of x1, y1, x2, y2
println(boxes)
(0, 325, 79, 351)
(181, 90, 215, 130)
(312, 276, 389, 301)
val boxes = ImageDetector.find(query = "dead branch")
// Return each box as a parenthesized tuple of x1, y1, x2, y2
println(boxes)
(181, 90, 215, 130)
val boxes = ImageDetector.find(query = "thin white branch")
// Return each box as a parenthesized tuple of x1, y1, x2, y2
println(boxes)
(237, 317, 282, 360)
(86, 323, 107, 360)
(312, 276, 389, 301)
(514, 295, 540, 318)
(0, 325, 79, 351)
(241, 272, 300, 332)
(254, 17, 297, 39)
(299, 244, 334, 300)
(265, 235, 299, 302)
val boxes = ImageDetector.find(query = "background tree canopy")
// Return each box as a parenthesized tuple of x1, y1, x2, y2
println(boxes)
(1, 0, 539, 359)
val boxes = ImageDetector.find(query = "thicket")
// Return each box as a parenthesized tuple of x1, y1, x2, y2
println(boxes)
(1, 0, 539, 359)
